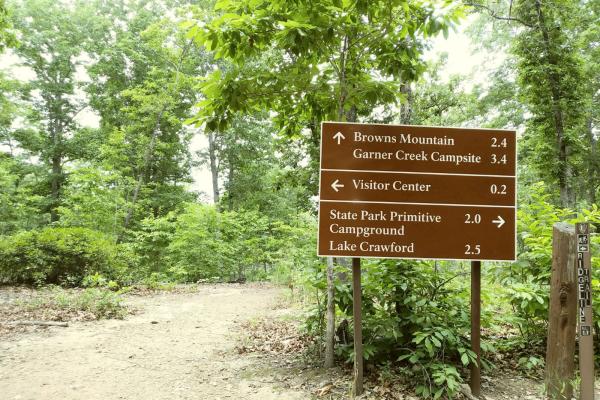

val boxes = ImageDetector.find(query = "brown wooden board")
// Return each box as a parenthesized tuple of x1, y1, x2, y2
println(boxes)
(320, 170, 515, 206)
(321, 122, 516, 176)
(318, 122, 517, 261)
(318, 202, 515, 260)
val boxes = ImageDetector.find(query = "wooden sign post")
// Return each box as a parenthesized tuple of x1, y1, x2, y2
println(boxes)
(317, 122, 517, 397)
(545, 222, 596, 400)
(576, 222, 594, 400)
(471, 260, 481, 397)
(352, 257, 363, 397)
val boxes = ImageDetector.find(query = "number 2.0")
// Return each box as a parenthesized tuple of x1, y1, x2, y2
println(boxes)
(465, 214, 481, 224)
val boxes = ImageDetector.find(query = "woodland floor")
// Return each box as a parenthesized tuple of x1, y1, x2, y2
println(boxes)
(0, 284, 596, 400)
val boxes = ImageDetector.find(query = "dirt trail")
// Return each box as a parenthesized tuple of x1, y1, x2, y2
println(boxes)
(0, 285, 306, 400)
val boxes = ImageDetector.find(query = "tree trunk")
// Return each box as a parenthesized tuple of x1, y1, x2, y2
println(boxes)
(227, 163, 234, 211)
(324, 33, 354, 368)
(50, 154, 62, 223)
(534, 0, 570, 207)
(585, 117, 598, 204)
(207, 130, 220, 204)
(324, 256, 336, 368)
(399, 82, 413, 124)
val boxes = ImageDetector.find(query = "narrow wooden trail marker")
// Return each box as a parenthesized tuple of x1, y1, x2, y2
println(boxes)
(317, 122, 517, 398)
(545, 222, 595, 400)
(576, 223, 594, 400)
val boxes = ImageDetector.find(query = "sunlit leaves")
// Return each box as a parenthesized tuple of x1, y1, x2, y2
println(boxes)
(185, 0, 465, 131)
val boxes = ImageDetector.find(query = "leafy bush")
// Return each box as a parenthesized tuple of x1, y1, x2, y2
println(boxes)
(130, 203, 318, 284)
(165, 204, 242, 281)
(81, 272, 120, 290)
(303, 259, 490, 398)
(0, 227, 128, 286)
(490, 182, 600, 345)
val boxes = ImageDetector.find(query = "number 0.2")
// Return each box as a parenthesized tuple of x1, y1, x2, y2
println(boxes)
(465, 244, 481, 255)
(490, 184, 507, 195)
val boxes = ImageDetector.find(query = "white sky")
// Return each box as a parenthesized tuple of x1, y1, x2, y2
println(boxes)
(1, 15, 497, 204)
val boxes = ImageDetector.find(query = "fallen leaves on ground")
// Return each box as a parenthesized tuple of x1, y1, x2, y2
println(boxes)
(235, 317, 314, 355)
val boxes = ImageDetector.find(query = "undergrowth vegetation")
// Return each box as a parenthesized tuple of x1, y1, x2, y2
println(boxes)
(1, 181, 599, 397)
(29, 287, 128, 320)
(295, 183, 600, 397)
(4, 286, 129, 323)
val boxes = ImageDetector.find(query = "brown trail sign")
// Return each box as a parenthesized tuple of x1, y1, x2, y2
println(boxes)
(317, 122, 517, 398)
(318, 122, 517, 261)
(319, 201, 514, 260)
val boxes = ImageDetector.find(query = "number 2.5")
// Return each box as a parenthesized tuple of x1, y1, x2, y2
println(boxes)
(465, 244, 481, 255)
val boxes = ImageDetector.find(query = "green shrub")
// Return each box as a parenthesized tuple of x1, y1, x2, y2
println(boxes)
(127, 203, 318, 284)
(22, 286, 128, 319)
(490, 182, 600, 345)
(74, 288, 127, 318)
(302, 259, 489, 398)
(0, 227, 127, 286)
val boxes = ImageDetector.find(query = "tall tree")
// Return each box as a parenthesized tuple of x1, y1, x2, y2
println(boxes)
(578, 0, 600, 203)
(85, 2, 212, 237)
(467, 0, 592, 207)
(198, 115, 311, 219)
(188, 0, 463, 367)
(8, 0, 94, 222)
(513, 0, 586, 207)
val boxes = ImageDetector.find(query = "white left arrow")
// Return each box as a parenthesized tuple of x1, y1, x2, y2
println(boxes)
(333, 131, 345, 145)
(492, 216, 505, 228)
(331, 179, 344, 192)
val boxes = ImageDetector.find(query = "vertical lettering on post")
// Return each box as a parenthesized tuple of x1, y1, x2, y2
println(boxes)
(576, 222, 594, 400)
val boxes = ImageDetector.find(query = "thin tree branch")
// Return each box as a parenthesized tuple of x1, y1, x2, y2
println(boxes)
(464, 2, 535, 28)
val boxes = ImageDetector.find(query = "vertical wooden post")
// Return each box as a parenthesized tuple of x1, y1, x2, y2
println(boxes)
(324, 257, 336, 368)
(576, 222, 594, 400)
(545, 222, 577, 400)
(352, 257, 363, 397)
(470, 260, 481, 398)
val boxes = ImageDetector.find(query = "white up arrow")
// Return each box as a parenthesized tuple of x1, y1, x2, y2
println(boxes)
(333, 131, 345, 145)
(331, 179, 344, 192)
(492, 216, 505, 228)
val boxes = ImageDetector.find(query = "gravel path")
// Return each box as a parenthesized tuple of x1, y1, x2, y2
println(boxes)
(0, 285, 306, 400)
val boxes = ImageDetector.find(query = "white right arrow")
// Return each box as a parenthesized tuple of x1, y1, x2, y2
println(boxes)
(492, 216, 505, 228)
(331, 179, 345, 192)
(333, 131, 345, 145)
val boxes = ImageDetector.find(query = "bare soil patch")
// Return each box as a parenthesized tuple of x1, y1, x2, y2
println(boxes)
(0, 284, 308, 400)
